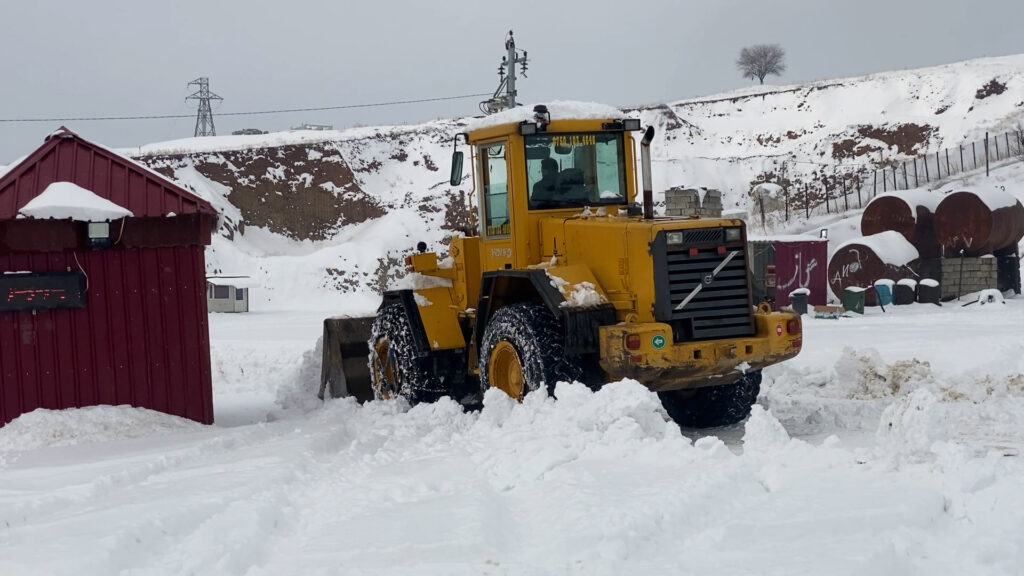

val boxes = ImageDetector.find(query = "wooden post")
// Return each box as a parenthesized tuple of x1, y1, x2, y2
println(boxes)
(902, 162, 909, 189)
(923, 154, 929, 182)
(936, 151, 941, 178)
(946, 149, 951, 177)
(872, 169, 877, 198)
(973, 141, 977, 170)
(841, 173, 849, 211)
(986, 132, 990, 176)
(913, 157, 920, 186)
(995, 133, 1001, 160)
(960, 144, 965, 173)
(804, 185, 809, 219)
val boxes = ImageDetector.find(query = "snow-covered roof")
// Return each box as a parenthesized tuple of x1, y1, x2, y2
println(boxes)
(206, 276, 259, 288)
(941, 186, 1020, 210)
(834, 230, 919, 267)
(465, 101, 627, 132)
(749, 234, 827, 243)
(18, 181, 133, 221)
(866, 188, 943, 214)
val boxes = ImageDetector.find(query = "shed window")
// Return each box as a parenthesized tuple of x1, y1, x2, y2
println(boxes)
(235, 288, 245, 301)
(214, 285, 229, 299)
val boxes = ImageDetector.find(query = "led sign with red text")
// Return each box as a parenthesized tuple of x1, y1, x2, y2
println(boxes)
(0, 272, 85, 311)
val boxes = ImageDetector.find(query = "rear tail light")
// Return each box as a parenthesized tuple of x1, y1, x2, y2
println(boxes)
(786, 318, 802, 335)
(625, 334, 642, 350)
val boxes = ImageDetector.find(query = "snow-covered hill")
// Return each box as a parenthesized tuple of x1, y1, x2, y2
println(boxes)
(122, 54, 1024, 312)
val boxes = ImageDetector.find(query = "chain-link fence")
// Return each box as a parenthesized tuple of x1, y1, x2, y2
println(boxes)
(768, 129, 1024, 222)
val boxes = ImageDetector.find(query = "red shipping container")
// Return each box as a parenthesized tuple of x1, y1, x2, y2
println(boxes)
(748, 237, 829, 308)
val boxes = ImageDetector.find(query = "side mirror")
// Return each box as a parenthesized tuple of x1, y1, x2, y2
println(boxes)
(449, 150, 464, 186)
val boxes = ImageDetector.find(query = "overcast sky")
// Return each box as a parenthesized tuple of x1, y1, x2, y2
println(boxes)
(1, 0, 1021, 164)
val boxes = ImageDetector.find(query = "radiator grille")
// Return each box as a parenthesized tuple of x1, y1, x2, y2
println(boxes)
(652, 231, 755, 341)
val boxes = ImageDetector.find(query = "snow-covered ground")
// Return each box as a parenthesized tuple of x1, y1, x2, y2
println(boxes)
(2, 299, 1023, 575)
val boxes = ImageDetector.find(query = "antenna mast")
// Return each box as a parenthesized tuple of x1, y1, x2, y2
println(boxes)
(186, 77, 223, 137)
(480, 30, 529, 115)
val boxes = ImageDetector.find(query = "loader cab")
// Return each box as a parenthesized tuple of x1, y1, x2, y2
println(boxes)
(461, 109, 642, 272)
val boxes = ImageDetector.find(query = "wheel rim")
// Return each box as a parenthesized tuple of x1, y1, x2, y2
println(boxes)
(372, 337, 398, 399)
(488, 340, 525, 400)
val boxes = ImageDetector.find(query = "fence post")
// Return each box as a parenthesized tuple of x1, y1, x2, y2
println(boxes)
(960, 144, 965, 173)
(1006, 133, 1011, 159)
(804, 185, 809, 219)
(902, 162, 909, 189)
(986, 132, 990, 176)
(913, 157, 920, 186)
(973, 142, 977, 170)
(841, 173, 849, 211)
(946, 149, 951, 177)
(995, 133, 1001, 160)
(873, 169, 877, 198)
(822, 177, 830, 214)
(935, 151, 941, 179)
(892, 165, 898, 191)
(923, 154, 929, 182)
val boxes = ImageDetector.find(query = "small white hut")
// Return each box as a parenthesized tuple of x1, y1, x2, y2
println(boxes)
(206, 276, 256, 313)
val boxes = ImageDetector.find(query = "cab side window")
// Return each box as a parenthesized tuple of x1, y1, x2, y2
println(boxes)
(481, 144, 510, 237)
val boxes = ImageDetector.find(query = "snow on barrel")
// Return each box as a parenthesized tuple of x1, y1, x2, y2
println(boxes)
(933, 187, 1024, 257)
(860, 189, 942, 258)
(827, 231, 920, 298)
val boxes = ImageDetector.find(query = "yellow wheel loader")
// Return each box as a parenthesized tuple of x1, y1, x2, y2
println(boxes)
(320, 103, 802, 427)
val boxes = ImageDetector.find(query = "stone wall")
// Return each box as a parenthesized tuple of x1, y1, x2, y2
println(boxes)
(664, 187, 723, 218)
(937, 256, 998, 299)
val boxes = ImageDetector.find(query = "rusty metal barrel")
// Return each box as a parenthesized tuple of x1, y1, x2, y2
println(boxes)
(861, 190, 942, 258)
(933, 189, 1024, 257)
(827, 231, 920, 298)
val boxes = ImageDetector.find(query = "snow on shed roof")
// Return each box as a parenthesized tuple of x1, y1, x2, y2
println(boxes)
(0, 127, 216, 219)
(206, 276, 260, 288)
(18, 181, 134, 221)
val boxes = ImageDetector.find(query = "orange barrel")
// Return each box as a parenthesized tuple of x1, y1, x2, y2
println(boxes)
(861, 190, 942, 258)
(827, 231, 920, 299)
(933, 188, 1024, 257)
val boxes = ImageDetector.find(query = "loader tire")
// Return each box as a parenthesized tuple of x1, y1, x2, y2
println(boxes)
(658, 369, 762, 428)
(479, 303, 581, 400)
(368, 304, 446, 404)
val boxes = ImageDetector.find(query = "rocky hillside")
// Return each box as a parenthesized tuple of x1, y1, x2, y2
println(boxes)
(125, 55, 1024, 311)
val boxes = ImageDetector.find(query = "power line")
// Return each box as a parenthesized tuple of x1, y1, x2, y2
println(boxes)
(0, 92, 492, 123)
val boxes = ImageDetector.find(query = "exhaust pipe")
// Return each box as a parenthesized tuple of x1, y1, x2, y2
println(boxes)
(640, 126, 655, 220)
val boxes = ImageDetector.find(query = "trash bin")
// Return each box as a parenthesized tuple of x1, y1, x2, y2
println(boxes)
(917, 279, 941, 305)
(873, 279, 894, 307)
(842, 287, 865, 315)
(788, 288, 810, 315)
(894, 279, 917, 305)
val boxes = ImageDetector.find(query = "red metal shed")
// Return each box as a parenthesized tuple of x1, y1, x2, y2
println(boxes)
(0, 128, 218, 426)
(749, 236, 829, 308)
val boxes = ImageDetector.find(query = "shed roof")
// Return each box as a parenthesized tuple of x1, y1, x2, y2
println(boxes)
(0, 127, 216, 220)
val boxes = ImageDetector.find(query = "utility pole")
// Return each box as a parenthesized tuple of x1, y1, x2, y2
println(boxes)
(479, 30, 529, 115)
(186, 77, 223, 137)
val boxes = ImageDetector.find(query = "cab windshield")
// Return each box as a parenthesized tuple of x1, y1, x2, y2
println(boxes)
(524, 132, 627, 210)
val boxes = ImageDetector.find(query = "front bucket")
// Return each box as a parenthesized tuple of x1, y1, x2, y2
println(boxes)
(319, 316, 375, 402)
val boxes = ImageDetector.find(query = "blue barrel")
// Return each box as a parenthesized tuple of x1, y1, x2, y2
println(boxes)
(873, 280, 894, 307)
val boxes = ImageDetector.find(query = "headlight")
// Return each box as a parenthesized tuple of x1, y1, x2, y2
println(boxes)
(666, 231, 684, 245)
(725, 228, 742, 242)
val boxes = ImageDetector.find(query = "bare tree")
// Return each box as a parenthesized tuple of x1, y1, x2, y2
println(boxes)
(736, 44, 787, 85)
